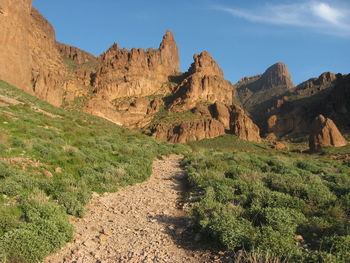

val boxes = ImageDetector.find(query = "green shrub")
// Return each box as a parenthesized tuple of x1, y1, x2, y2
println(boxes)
(184, 150, 350, 260)
(0, 198, 73, 263)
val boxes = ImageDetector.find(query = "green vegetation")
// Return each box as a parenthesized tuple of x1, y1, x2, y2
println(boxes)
(0, 80, 187, 262)
(188, 134, 269, 152)
(152, 107, 203, 126)
(183, 147, 350, 262)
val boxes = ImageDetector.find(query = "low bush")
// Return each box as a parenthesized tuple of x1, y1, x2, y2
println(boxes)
(184, 151, 350, 261)
(0, 80, 188, 262)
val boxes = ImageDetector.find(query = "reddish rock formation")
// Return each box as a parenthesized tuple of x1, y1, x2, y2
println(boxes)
(211, 101, 231, 130)
(309, 115, 347, 152)
(264, 72, 341, 138)
(30, 8, 68, 106)
(0, 2, 274, 144)
(0, 0, 73, 106)
(0, 0, 34, 94)
(170, 51, 234, 111)
(56, 42, 97, 64)
(92, 31, 180, 99)
(235, 62, 295, 132)
(267, 108, 309, 138)
(192, 104, 212, 118)
(230, 104, 261, 142)
(150, 119, 225, 143)
(258, 63, 294, 91)
(85, 96, 163, 129)
(295, 72, 336, 97)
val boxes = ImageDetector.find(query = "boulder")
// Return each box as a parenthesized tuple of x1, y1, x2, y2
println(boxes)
(230, 104, 261, 142)
(309, 115, 347, 152)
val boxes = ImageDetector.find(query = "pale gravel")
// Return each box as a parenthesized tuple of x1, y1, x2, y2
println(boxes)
(44, 156, 225, 263)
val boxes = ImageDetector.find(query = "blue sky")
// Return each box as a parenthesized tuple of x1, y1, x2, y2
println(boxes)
(33, 0, 350, 85)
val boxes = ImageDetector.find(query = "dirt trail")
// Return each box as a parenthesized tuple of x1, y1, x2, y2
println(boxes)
(45, 156, 221, 263)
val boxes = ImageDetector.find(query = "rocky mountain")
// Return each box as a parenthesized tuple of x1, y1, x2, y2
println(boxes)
(0, 0, 348, 145)
(235, 60, 349, 141)
(0, 0, 68, 106)
(235, 62, 294, 132)
(169, 51, 234, 112)
(93, 30, 179, 99)
(265, 72, 347, 138)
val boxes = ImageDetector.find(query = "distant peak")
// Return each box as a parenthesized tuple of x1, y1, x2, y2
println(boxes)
(189, 50, 223, 77)
(261, 62, 294, 89)
(164, 30, 174, 40)
(160, 30, 176, 49)
(266, 62, 288, 72)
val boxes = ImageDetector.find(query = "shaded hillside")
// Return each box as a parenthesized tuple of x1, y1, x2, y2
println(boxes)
(235, 62, 294, 132)
(266, 73, 348, 138)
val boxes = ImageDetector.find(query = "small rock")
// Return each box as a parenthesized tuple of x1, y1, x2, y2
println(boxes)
(55, 167, 62, 173)
(44, 171, 53, 178)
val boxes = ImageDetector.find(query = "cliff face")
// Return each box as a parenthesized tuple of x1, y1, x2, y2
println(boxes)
(235, 62, 294, 132)
(92, 31, 180, 99)
(0, 0, 69, 106)
(0, 0, 33, 95)
(325, 74, 350, 127)
(56, 42, 97, 65)
(266, 72, 343, 138)
(29, 8, 68, 106)
(170, 51, 234, 111)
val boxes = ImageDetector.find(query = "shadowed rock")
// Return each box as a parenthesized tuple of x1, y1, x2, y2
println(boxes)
(309, 114, 347, 152)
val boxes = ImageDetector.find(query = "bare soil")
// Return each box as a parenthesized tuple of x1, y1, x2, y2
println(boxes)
(44, 155, 227, 263)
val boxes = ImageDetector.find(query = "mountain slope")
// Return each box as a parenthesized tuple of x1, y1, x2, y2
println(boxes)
(0, 80, 185, 262)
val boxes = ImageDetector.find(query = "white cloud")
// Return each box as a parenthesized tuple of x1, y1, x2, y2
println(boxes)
(215, 1, 350, 37)
(311, 3, 342, 24)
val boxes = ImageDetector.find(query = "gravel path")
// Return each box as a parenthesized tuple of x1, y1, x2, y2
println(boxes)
(44, 155, 221, 263)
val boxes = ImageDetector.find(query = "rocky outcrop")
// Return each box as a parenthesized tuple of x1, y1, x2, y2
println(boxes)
(295, 72, 336, 97)
(149, 102, 261, 143)
(257, 63, 293, 91)
(170, 51, 234, 111)
(0, 0, 34, 95)
(265, 72, 341, 138)
(85, 96, 164, 129)
(230, 104, 261, 142)
(29, 8, 68, 106)
(309, 115, 347, 152)
(0, 0, 74, 106)
(56, 42, 97, 64)
(150, 119, 225, 143)
(325, 74, 350, 127)
(267, 108, 309, 137)
(211, 101, 231, 130)
(92, 31, 180, 99)
(235, 62, 294, 131)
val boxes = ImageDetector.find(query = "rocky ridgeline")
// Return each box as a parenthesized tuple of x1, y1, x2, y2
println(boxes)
(0, 0, 348, 145)
(56, 42, 97, 65)
(93, 30, 179, 99)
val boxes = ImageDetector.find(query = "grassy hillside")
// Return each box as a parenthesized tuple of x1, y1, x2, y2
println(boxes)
(0, 80, 187, 263)
(183, 140, 350, 262)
